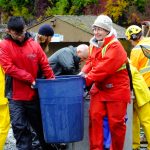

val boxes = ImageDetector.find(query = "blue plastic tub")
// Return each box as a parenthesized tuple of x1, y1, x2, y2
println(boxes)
(36, 75, 85, 143)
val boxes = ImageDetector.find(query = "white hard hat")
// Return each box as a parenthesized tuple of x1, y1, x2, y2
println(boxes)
(92, 15, 113, 32)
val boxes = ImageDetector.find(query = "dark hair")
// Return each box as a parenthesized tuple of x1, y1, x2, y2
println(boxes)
(7, 16, 25, 33)
(38, 24, 54, 36)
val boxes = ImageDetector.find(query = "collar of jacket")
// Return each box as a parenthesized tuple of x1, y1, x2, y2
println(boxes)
(4, 32, 32, 46)
(90, 34, 115, 48)
(102, 34, 116, 47)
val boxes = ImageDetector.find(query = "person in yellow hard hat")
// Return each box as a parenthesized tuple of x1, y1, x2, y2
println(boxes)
(0, 63, 10, 150)
(125, 25, 150, 150)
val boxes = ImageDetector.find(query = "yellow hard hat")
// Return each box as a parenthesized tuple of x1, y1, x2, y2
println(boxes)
(125, 25, 142, 40)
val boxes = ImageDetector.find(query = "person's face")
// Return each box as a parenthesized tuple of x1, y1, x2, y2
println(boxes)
(8, 29, 25, 42)
(129, 39, 137, 47)
(38, 34, 52, 44)
(92, 26, 109, 41)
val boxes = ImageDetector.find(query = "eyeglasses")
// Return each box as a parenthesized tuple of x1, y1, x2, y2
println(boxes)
(92, 27, 107, 32)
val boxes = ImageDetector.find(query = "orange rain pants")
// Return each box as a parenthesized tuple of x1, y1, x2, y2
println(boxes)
(89, 99, 128, 150)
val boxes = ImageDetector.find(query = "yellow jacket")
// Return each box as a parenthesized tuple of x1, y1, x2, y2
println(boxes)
(0, 66, 8, 105)
(130, 37, 150, 87)
(131, 64, 150, 107)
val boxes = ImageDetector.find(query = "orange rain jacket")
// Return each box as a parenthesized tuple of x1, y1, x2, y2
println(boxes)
(130, 37, 150, 87)
(82, 35, 130, 102)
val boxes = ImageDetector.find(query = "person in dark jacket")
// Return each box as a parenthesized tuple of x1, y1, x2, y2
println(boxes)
(0, 16, 55, 150)
(48, 44, 89, 75)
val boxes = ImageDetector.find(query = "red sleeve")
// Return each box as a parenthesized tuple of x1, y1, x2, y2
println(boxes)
(81, 55, 92, 74)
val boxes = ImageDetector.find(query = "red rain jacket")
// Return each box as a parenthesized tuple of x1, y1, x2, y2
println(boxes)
(82, 35, 130, 102)
(0, 37, 54, 101)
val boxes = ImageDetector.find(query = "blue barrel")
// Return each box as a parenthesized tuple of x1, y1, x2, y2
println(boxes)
(36, 75, 84, 143)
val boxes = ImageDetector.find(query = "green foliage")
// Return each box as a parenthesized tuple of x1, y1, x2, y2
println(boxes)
(45, 0, 98, 15)
(0, 0, 34, 22)
(0, 0, 149, 26)
(0, 0, 11, 11)
(70, 0, 98, 14)
(0, 0, 7, 6)
(133, 0, 147, 12)
(45, 7, 53, 16)
(12, 6, 33, 20)
(49, 0, 69, 15)
(72, 0, 97, 7)
(69, 6, 79, 15)
(105, 0, 129, 22)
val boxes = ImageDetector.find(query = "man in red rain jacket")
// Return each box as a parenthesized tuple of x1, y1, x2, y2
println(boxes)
(80, 15, 131, 150)
(0, 16, 55, 150)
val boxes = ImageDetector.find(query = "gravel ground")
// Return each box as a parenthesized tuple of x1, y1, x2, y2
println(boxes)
(4, 128, 16, 150)
(4, 127, 148, 150)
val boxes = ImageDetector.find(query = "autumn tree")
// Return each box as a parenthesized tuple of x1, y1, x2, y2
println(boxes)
(124, 0, 149, 25)
(0, 0, 34, 23)
(104, 0, 129, 25)
(0, 0, 149, 26)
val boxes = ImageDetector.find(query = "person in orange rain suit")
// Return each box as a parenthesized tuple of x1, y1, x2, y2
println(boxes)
(80, 15, 131, 150)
